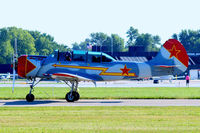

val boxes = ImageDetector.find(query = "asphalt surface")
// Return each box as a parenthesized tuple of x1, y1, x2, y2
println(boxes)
(1, 99, 200, 107)
(1, 80, 200, 107)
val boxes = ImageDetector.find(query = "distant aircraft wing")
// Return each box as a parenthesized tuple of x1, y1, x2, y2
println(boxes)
(51, 73, 92, 81)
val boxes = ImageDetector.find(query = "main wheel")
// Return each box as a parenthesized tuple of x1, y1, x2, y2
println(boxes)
(65, 92, 75, 102)
(65, 91, 80, 102)
(74, 91, 80, 101)
(26, 94, 35, 102)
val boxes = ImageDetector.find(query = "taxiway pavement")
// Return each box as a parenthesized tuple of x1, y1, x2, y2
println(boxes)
(1, 99, 200, 107)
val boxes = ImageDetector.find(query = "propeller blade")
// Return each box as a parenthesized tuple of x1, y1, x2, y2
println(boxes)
(12, 38, 18, 93)
(12, 67, 16, 93)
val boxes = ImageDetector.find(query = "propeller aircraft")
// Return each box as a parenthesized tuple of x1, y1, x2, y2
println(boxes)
(12, 39, 189, 102)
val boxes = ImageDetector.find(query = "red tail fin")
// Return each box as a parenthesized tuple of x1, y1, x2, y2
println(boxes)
(163, 39, 188, 67)
(150, 39, 189, 76)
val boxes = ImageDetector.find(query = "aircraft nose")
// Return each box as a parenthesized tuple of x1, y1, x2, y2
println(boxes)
(17, 55, 36, 78)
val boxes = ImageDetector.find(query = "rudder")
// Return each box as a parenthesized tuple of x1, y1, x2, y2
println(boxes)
(150, 39, 189, 75)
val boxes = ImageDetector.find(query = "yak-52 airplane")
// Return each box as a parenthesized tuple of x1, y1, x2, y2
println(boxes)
(12, 39, 189, 102)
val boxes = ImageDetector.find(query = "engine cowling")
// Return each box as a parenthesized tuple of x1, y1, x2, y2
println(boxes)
(17, 55, 36, 78)
(17, 55, 46, 78)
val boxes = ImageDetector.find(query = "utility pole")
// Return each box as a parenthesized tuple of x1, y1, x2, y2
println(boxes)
(100, 38, 107, 52)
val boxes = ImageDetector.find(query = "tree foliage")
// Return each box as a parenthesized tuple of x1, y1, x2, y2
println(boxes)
(111, 34, 125, 52)
(72, 32, 125, 52)
(2, 26, 200, 64)
(0, 27, 70, 64)
(70, 27, 162, 53)
(126, 26, 139, 46)
(172, 29, 200, 52)
(126, 27, 161, 52)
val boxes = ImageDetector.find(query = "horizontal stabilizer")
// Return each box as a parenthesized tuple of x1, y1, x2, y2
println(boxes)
(154, 65, 179, 68)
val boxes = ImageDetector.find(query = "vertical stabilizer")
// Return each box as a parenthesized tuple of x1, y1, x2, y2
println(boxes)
(150, 39, 189, 75)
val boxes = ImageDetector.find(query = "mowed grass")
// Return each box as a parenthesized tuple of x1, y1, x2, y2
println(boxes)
(0, 87, 200, 99)
(0, 106, 200, 133)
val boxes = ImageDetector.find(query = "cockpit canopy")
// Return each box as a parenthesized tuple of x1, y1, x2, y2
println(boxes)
(54, 50, 115, 63)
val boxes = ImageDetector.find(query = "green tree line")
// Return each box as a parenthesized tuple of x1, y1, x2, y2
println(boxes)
(0, 27, 69, 64)
(1, 26, 200, 64)
(72, 27, 161, 52)
(172, 29, 200, 53)
(72, 27, 200, 54)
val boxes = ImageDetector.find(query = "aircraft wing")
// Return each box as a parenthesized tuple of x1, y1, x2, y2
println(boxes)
(51, 73, 92, 81)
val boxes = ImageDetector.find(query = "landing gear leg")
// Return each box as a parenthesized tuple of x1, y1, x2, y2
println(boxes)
(26, 78, 42, 102)
(64, 80, 80, 102)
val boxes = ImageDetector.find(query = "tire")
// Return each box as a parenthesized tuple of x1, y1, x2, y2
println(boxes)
(74, 91, 80, 101)
(65, 92, 75, 102)
(26, 94, 35, 102)
(65, 91, 80, 102)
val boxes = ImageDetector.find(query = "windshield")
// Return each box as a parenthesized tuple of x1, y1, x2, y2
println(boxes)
(56, 50, 115, 63)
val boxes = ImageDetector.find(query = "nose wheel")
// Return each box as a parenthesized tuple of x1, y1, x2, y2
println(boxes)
(25, 78, 42, 102)
(26, 94, 35, 102)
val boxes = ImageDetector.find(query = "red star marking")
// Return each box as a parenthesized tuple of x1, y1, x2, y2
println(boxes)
(120, 64, 131, 76)
(169, 45, 181, 58)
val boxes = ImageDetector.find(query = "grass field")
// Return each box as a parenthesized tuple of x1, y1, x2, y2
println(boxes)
(0, 87, 200, 99)
(1, 87, 200, 133)
(0, 106, 199, 133)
